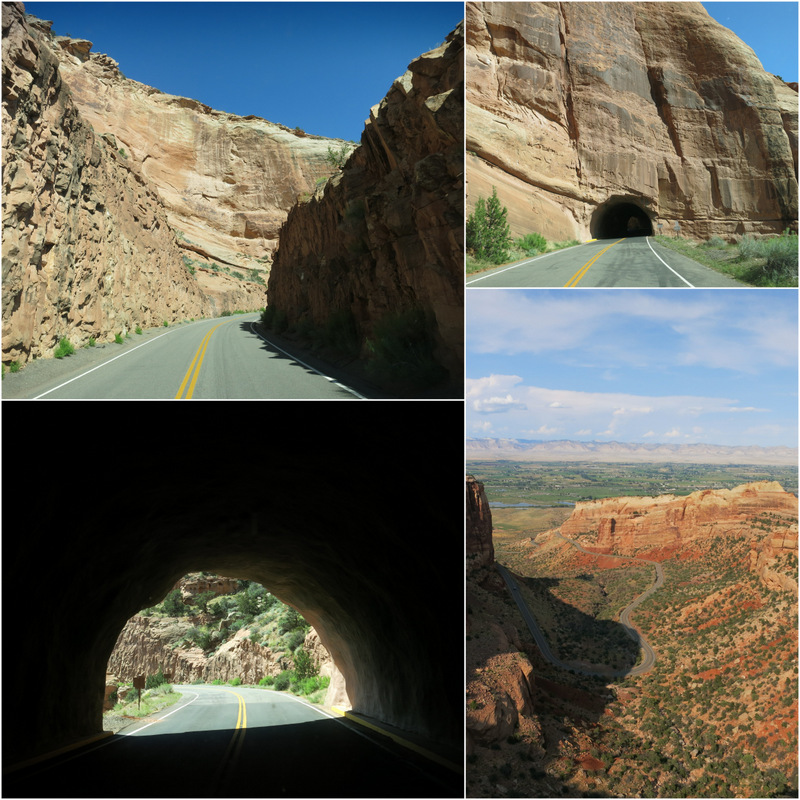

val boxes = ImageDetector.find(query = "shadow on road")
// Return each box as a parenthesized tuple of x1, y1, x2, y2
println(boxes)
(4, 718, 461, 798)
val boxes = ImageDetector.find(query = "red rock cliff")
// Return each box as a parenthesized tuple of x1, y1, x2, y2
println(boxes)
(560, 481, 798, 570)
(467, 474, 495, 571)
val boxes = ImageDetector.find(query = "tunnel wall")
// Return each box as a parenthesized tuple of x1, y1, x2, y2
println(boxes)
(589, 196, 656, 239)
(2, 405, 463, 764)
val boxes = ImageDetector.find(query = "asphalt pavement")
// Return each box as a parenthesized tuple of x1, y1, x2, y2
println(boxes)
(466, 237, 745, 288)
(497, 534, 664, 679)
(3, 685, 460, 798)
(1, 314, 366, 399)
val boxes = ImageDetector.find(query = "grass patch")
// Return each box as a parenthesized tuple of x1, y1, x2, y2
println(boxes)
(466, 238, 582, 276)
(109, 685, 182, 718)
(653, 233, 797, 287)
(53, 338, 75, 359)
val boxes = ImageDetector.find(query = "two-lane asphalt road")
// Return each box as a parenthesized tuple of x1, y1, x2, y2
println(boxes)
(2, 313, 364, 399)
(497, 534, 664, 678)
(4, 685, 459, 797)
(467, 237, 745, 287)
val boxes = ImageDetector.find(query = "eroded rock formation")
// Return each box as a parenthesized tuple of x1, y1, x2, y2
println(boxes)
(466, 2, 799, 242)
(2, 3, 214, 363)
(47, 28, 347, 273)
(560, 481, 798, 590)
(266, 24, 464, 394)
(467, 474, 495, 571)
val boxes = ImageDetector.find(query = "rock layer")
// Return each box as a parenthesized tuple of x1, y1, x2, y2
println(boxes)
(559, 481, 798, 590)
(266, 24, 464, 394)
(47, 28, 348, 273)
(2, 3, 214, 363)
(466, 2, 799, 242)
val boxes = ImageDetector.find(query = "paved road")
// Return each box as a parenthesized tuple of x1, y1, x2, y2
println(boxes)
(1, 314, 364, 399)
(466, 237, 745, 288)
(497, 534, 664, 678)
(4, 685, 458, 798)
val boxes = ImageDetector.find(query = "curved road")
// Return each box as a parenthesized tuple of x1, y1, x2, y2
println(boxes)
(2, 313, 365, 399)
(3, 685, 458, 798)
(466, 237, 744, 288)
(497, 533, 664, 678)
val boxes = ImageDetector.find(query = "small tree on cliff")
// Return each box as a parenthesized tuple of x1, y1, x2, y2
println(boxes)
(467, 187, 511, 264)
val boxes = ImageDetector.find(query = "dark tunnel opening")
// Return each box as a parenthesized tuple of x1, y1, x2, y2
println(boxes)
(591, 200, 654, 239)
(2, 405, 464, 795)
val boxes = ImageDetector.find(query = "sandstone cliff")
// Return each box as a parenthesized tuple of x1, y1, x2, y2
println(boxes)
(466, 2, 799, 242)
(2, 3, 216, 363)
(265, 24, 464, 395)
(559, 481, 798, 590)
(47, 27, 348, 274)
(467, 474, 495, 572)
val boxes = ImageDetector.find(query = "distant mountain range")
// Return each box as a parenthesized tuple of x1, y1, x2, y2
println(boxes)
(466, 438, 798, 465)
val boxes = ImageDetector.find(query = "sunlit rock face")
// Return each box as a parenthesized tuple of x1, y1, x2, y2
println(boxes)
(4, 418, 462, 763)
(467, 1, 798, 242)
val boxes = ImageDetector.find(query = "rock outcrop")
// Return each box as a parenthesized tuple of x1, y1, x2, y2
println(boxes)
(47, 27, 348, 274)
(266, 24, 464, 395)
(2, 3, 215, 363)
(559, 482, 798, 585)
(466, 2, 799, 242)
(467, 474, 495, 571)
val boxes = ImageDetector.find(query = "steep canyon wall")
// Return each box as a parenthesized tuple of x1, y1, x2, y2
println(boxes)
(266, 24, 464, 394)
(466, 2, 798, 242)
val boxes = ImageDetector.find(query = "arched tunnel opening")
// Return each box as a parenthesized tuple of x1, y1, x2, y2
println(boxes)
(591, 199, 654, 239)
(3, 408, 463, 796)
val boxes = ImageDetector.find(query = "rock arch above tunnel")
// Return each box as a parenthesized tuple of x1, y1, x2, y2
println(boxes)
(3, 407, 463, 766)
(591, 199, 655, 239)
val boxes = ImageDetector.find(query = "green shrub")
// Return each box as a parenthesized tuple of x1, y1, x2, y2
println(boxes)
(762, 232, 798, 282)
(162, 588, 185, 616)
(273, 670, 295, 692)
(229, 677, 241, 686)
(87, 338, 96, 347)
(738, 234, 762, 260)
(114, 333, 124, 344)
(54, 338, 74, 359)
(518, 232, 547, 255)
(135, 326, 143, 335)
(294, 647, 318, 681)
(145, 667, 168, 689)
(703, 235, 727, 248)
(259, 675, 274, 687)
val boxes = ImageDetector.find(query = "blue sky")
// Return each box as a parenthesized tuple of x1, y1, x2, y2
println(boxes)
(24, 2, 463, 142)
(466, 290, 798, 449)
(702, 2, 798, 82)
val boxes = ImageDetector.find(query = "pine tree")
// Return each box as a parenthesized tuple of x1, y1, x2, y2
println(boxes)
(466, 187, 511, 264)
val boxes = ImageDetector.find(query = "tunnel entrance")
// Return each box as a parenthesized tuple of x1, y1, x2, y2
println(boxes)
(105, 574, 343, 710)
(591, 199, 654, 239)
(5, 407, 463, 784)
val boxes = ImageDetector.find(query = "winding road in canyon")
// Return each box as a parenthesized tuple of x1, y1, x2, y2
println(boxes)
(4, 685, 458, 798)
(498, 532, 664, 679)
(2, 313, 367, 400)
(466, 237, 745, 288)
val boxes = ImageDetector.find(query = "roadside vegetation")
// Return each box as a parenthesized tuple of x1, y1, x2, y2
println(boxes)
(466, 187, 580, 275)
(653, 231, 798, 286)
(138, 576, 329, 703)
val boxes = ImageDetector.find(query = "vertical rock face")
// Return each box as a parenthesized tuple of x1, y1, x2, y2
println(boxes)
(467, 474, 495, 571)
(47, 30, 348, 273)
(2, 3, 214, 363)
(266, 24, 464, 394)
(466, 2, 798, 242)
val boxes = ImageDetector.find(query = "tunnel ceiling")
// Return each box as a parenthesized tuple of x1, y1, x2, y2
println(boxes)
(4, 408, 463, 764)
(591, 199, 654, 239)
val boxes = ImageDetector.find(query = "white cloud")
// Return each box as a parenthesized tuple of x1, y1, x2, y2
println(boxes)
(473, 394, 527, 414)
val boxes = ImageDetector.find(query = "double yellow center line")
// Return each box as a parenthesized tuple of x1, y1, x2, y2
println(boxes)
(174, 322, 228, 399)
(564, 238, 624, 287)
(214, 690, 247, 786)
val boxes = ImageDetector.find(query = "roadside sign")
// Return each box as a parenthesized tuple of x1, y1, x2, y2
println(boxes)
(133, 675, 145, 690)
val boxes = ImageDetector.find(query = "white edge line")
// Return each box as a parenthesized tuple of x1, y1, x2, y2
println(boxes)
(32, 325, 183, 399)
(466, 247, 570, 285)
(121, 690, 201, 736)
(249, 321, 367, 400)
(645, 236, 695, 287)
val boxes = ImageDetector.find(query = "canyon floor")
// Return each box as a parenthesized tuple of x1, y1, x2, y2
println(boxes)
(467, 467, 798, 798)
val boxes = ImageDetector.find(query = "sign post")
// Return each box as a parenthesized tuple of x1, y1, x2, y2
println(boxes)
(133, 674, 145, 710)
